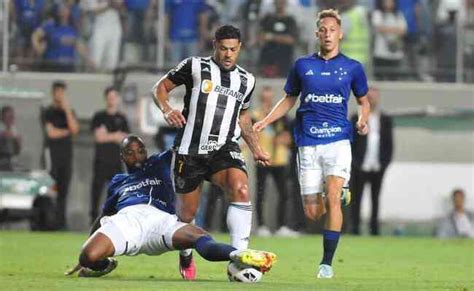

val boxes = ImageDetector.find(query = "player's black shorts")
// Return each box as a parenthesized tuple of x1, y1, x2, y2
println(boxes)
(172, 142, 247, 193)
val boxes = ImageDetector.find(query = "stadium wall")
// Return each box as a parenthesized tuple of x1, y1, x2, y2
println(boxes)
(1, 72, 473, 231)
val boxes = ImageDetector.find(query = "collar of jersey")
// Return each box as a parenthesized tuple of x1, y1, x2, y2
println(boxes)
(313, 51, 342, 61)
(210, 57, 237, 72)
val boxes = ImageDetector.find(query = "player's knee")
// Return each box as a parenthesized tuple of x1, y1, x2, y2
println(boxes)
(326, 192, 341, 208)
(230, 183, 250, 202)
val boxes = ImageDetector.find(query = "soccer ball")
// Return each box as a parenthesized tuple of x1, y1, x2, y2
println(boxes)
(227, 262, 262, 283)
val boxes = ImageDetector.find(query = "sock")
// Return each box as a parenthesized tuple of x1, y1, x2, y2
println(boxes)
(179, 219, 194, 259)
(180, 249, 192, 257)
(227, 202, 252, 249)
(195, 235, 236, 261)
(320, 230, 340, 266)
(88, 258, 110, 271)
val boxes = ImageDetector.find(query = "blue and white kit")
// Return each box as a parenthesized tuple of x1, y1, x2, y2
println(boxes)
(87, 151, 186, 256)
(284, 53, 368, 194)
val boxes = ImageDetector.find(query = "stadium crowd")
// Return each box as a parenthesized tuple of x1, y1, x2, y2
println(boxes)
(4, 0, 474, 82)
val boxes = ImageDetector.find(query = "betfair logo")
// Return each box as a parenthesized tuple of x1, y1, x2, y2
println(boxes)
(304, 93, 343, 104)
(201, 79, 213, 94)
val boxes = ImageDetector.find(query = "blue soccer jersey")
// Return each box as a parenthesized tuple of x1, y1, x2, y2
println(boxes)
(102, 151, 175, 215)
(284, 53, 368, 146)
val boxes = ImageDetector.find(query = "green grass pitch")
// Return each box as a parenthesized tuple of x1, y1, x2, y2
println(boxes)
(1, 231, 473, 290)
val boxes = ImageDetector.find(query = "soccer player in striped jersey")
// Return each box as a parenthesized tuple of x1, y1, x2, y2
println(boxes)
(254, 9, 370, 279)
(65, 136, 276, 278)
(152, 25, 270, 280)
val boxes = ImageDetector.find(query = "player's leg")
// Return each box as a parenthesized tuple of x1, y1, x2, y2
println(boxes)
(72, 215, 133, 277)
(211, 168, 252, 250)
(298, 146, 326, 221)
(318, 140, 352, 279)
(78, 232, 116, 274)
(171, 224, 277, 272)
(172, 153, 207, 280)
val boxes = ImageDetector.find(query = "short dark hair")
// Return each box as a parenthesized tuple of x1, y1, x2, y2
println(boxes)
(104, 86, 117, 98)
(215, 25, 241, 42)
(52, 80, 66, 90)
(452, 189, 465, 198)
(121, 135, 145, 152)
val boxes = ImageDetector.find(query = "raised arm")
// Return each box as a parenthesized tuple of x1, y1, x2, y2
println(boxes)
(253, 94, 297, 132)
(239, 109, 271, 166)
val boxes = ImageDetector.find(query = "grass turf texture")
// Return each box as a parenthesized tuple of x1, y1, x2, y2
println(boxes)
(1, 231, 473, 290)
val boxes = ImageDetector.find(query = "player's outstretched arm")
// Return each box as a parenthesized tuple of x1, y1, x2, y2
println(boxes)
(152, 77, 186, 128)
(239, 110, 271, 167)
(253, 94, 297, 132)
(355, 95, 370, 135)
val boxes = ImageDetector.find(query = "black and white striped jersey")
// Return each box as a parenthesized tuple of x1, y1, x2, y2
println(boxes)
(161, 56, 256, 155)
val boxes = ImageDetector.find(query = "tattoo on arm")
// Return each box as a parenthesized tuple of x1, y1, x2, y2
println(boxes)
(240, 112, 260, 153)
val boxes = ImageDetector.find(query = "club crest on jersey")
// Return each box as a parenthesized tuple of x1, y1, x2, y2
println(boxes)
(201, 79, 213, 94)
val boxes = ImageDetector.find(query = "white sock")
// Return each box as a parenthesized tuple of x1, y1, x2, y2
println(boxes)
(227, 202, 252, 249)
(179, 219, 195, 257)
(180, 249, 192, 257)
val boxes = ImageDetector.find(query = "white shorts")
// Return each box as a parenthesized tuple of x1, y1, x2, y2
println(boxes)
(91, 204, 186, 256)
(297, 140, 352, 195)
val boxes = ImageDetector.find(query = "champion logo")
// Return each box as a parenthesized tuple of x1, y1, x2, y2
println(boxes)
(305, 69, 314, 76)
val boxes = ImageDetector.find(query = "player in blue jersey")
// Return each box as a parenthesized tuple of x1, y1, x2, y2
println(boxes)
(254, 9, 370, 279)
(65, 135, 276, 278)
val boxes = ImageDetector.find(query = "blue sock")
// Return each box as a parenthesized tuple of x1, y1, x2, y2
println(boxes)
(321, 230, 340, 266)
(195, 235, 236, 262)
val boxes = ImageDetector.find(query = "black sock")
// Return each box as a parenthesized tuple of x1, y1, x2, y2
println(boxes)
(321, 230, 340, 266)
(89, 258, 110, 271)
(195, 235, 236, 262)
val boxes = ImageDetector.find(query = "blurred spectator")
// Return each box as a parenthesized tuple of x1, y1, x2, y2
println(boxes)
(154, 125, 178, 152)
(0, 106, 22, 171)
(165, 0, 208, 65)
(11, 0, 46, 69)
(434, 0, 463, 82)
(371, 0, 407, 80)
(252, 87, 298, 237)
(350, 87, 393, 236)
(42, 80, 80, 230)
(286, 121, 307, 233)
(123, 0, 150, 63)
(31, 3, 90, 72)
(203, 184, 228, 233)
(398, 0, 422, 79)
(340, 0, 370, 67)
(436, 189, 474, 238)
(258, 0, 298, 78)
(89, 86, 129, 224)
(200, 1, 222, 56)
(85, 0, 123, 72)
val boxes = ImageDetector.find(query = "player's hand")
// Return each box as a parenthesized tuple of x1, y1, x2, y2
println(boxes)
(252, 120, 267, 133)
(65, 263, 82, 276)
(356, 121, 369, 135)
(254, 149, 271, 167)
(163, 109, 186, 128)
